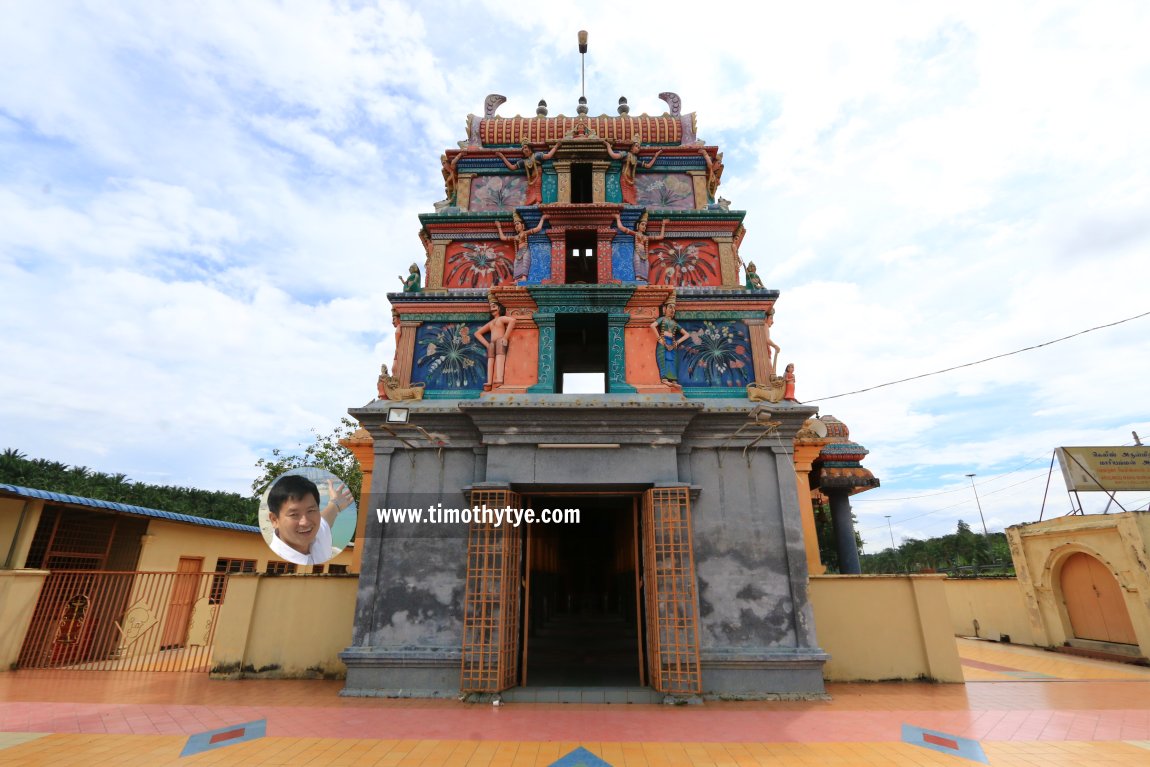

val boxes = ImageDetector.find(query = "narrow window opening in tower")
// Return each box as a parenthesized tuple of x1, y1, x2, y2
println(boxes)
(571, 163, 593, 203)
(564, 231, 598, 284)
(555, 313, 608, 393)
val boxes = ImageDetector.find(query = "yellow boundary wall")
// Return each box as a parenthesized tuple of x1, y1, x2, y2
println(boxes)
(212, 573, 357, 678)
(0, 569, 49, 670)
(809, 574, 963, 682)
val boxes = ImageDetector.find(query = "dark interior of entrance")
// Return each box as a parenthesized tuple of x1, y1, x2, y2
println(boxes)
(564, 231, 597, 284)
(571, 163, 593, 203)
(524, 497, 641, 686)
(554, 313, 607, 393)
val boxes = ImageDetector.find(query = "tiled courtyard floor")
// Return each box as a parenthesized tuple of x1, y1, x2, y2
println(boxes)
(2, 639, 1149, 766)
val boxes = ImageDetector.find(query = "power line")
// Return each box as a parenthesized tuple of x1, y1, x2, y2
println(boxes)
(858, 472, 1047, 532)
(855, 454, 1048, 503)
(805, 310, 1150, 404)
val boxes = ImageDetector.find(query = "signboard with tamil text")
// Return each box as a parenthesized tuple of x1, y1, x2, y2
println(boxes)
(1056, 446, 1150, 492)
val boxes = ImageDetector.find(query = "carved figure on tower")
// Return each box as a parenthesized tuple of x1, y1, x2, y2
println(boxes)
(400, 263, 422, 293)
(440, 151, 464, 206)
(376, 363, 425, 401)
(700, 147, 724, 205)
(783, 363, 797, 401)
(651, 299, 691, 385)
(475, 295, 518, 391)
(744, 261, 764, 290)
(614, 212, 667, 284)
(497, 142, 560, 206)
(604, 135, 662, 205)
(496, 212, 549, 284)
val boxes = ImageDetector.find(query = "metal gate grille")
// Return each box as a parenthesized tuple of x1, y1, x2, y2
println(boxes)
(17, 570, 223, 672)
(642, 487, 702, 694)
(460, 490, 522, 692)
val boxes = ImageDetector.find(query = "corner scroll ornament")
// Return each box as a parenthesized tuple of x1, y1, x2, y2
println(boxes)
(465, 93, 507, 147)
(658, 91, 681, 116)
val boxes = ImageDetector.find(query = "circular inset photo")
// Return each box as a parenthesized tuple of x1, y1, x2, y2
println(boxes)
(258, 467, 357, 566)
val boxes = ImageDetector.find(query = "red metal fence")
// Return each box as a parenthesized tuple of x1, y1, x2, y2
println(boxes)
(16, 570, 224, 672)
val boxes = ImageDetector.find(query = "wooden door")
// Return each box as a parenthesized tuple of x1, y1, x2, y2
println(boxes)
(460, 491, 523, 692)
(1061, 552, 1138, 645)
(160, 557, 203, 649)
(642, 487, 702, 694)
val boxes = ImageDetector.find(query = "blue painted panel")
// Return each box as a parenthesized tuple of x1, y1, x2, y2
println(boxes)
(527, 236, 552, 283)
(605, 171, 622, 203)
(612, 239, 635, 282)
(411, 322, 487, 390)
(676, 320, 754, 387)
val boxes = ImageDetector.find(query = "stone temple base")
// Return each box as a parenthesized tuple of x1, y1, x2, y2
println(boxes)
(700, 649, 830, 698)
(340, 648, 462, 698)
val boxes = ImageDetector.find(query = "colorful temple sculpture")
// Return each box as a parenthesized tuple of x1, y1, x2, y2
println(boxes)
(344, 93, 830, 698)
(808, 416, 880, 575)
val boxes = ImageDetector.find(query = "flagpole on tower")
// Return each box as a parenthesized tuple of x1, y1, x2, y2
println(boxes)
(578, 30, 588, 100)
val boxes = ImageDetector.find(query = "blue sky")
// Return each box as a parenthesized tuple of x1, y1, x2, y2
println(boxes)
(1, 1, 1148, 549)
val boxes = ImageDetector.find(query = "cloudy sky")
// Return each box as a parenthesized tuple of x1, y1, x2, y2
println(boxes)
(2, 1, 1147, 548)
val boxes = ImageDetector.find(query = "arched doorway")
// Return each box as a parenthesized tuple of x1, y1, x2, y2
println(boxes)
(1059, 552, 1138, 645)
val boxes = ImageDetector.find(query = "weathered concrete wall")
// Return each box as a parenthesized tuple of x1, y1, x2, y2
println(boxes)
(944, 578, 1037, 646)
(344, 396, 828, 697)
(809, 574, 963, 682)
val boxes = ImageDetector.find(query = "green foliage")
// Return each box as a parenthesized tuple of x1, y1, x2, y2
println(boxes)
(0, 447, 258, 525)
(251, 417, 363, 500)
(859, 519, 1015, 576)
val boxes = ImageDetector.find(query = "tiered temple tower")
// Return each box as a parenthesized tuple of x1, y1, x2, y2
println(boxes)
(344, 93, 830, 699)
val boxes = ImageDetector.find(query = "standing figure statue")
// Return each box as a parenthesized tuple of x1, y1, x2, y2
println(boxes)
(440, 151, 464, 206)
(650, 299, 691, 385)
(497, 142, 560, 206)
(400, 263, 422, 293)
(614, 212, 667, 283)
(475, 296, 518, 391)
(604, 135, 662, 205)
(764, 308, 781, 377)
(700, 147, 724, 205)
(782, 363, 797, 401)
(496, 212, 549, 284)
(744, 261, 764, 290)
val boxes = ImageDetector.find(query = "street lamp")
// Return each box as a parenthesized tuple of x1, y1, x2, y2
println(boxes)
(965, 473, 989, 537)
(885, 515, 902, 572)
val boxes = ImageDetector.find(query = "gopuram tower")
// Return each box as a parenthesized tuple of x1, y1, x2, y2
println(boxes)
(344, 89, 830, 699)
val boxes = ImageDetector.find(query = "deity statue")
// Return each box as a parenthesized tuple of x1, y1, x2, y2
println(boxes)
(764, 308, 781, 378)
(744, 261, 764, 290)
(783, 363, 797, 401)
(604, 135, 662, 205)
(376, 363, 425, 401)
(650, 299, 691, 385)
(496, 212, 549, 283)
(475, 296, 518, 391)
(700, 148, 724, 205)
(497, 141, 560, 206)
(614, 212, 667, 283)
(400, 263, 422, 293)
(440, 151, 464, 206)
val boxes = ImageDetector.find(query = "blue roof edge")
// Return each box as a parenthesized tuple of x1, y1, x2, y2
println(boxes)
(0, 483, 260, 534)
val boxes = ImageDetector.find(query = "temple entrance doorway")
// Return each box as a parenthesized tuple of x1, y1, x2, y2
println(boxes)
(522, 495, 643, 687)
(459, 486, 701, 695)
